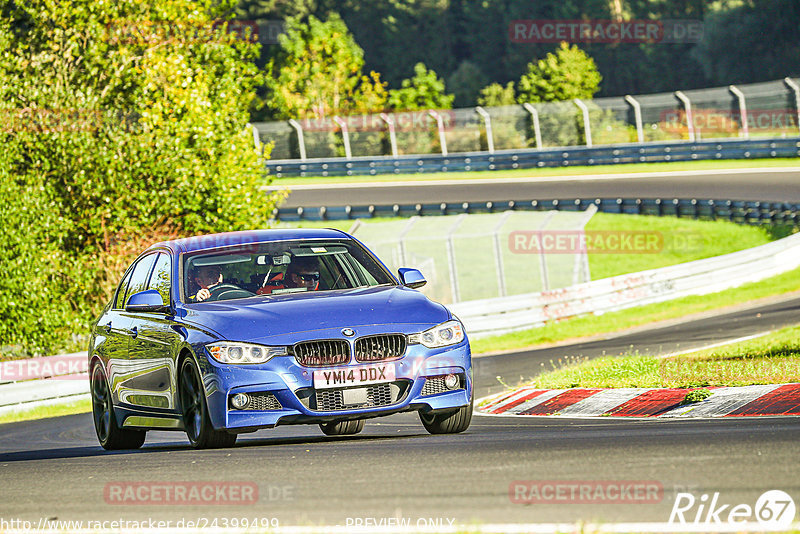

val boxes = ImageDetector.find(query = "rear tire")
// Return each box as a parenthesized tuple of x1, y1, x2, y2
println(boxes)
(179, 357, 237, 449)
(319, 419, 365, 436)
(91, 364, 146, 450)
(419, 402, 473, 434)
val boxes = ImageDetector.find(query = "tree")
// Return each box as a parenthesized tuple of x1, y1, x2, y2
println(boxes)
(264, 13, 387, 119)
(447, 60, 488, 108)
(517, 42, 602, 103)
(478, 82, 517, 107)
(387, 62, 455, 111)
(0, 0, 283, 355)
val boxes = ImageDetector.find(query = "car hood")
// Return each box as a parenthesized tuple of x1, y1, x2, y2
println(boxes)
(180, 285, 451, 345)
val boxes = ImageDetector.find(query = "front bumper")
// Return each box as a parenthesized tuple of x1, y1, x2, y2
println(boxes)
(198, 341, 472, 431)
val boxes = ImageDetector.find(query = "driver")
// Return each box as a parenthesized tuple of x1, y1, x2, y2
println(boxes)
(190, 264, 223, 302)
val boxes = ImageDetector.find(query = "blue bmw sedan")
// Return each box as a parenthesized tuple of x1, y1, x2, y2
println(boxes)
(88, 228, 473, 449)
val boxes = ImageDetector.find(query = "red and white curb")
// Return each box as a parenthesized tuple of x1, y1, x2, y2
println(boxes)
(476, 383, 800, 418)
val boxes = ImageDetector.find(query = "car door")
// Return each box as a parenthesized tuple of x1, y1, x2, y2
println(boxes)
(125, 251, 180, 411)
(109, 252, 157, 406)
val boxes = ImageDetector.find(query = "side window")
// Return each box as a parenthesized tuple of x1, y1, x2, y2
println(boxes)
(123, 254, 158, 307)
(113, 268, 134, 310)
(148, 253, 172, 305)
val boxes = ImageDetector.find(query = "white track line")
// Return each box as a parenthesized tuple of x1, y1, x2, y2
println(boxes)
(657, 330, 775, 359)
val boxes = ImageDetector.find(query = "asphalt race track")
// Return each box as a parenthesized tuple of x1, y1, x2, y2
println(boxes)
(278, 167, 800, 207)
(1, 168, 798, 529)
(1, 296, 799, 527)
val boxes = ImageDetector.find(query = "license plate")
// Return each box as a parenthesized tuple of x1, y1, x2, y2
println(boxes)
(313, 364, 395, 390)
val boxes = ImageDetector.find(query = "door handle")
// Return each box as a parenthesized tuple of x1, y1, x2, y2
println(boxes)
(130, 326, 138, 339)
(104, 321, 112, 334)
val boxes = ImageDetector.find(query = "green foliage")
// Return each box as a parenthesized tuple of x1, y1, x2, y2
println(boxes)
(517, 42, 602, 104)
(0, 0, 283, 356)
(477, 82, 517, 107)
(387, 63, 454, 111)
(264, 13, 386, 119)
(691, 0, 800, 85)
(447, 60, 487, 108)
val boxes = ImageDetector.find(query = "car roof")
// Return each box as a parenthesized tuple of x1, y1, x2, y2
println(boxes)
(148, 228, 351, 254)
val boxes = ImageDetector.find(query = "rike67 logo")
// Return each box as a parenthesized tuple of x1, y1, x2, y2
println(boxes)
(670, 490, 796, 529)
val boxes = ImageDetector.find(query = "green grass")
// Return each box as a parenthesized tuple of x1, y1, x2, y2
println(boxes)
(584, 213, 772, 279)
(271, 158, 800, 186)
(525, 324, 800, 389)
(0, 398, 91, 425)
(470, 265, 800, 355)
(278, 212, 775, 282)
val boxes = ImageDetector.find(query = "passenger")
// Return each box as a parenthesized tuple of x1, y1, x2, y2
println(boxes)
(257, 256, 320, 294)
(285, 256, 320, 291)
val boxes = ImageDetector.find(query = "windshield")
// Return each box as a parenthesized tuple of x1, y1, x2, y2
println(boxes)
(183, 239, 394, 303)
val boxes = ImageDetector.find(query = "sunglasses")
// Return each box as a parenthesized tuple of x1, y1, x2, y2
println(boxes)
(294, 273, 320, 281)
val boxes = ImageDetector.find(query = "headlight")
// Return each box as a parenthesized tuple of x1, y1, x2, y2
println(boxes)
(408, 320, 465, 348)
(206, 342, 287, 364)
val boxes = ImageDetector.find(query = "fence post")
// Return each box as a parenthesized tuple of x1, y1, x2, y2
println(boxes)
(784, 77, 800, 135)
(574, 99, 592, 147)
(333, 116, 352, 159)
(247, 123, 261, 151)
(446, 214, 467, 302)
(522, 103, 543, 149)
(537, 211, 556, 291)
(397, 216, 419, 267)
(475, 106, 495, 153)
(379, 113, 399, 157)
(624, 95, 644, 143)
(287, 119, 307, 161)
(492, 211, 514, 297)
(675, 91, 695, 142)
(573, 204, 597, 285)
(729, 85, 749, 139)
(427, 110, 448, 156)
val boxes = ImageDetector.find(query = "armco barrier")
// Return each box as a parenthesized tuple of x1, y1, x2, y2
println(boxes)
(275, 197, 800, 226)
(0, 353, 89, 415)
(266, 137, 800, 178)
(449, 231, 800, 338)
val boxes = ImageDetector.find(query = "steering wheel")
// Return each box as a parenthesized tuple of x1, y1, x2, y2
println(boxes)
(206, 283, 255, 302)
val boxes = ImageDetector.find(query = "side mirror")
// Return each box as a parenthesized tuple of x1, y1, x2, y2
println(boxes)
(126, 289, 171, 314)
(398, 268, 426, 289)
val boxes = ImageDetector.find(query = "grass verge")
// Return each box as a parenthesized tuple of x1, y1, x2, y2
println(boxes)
(0, 397, 91, 425)
(279, 212, 776, 281)
(470, 266, 800, 355)
(525, 324, 800, 389)
(272, 158, 800, 186)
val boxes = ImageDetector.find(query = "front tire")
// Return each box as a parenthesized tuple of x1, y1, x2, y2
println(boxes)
(91, 364, 146, 450)
(179, 357, 237, 449)
(419, 402, 473, 434)
(319, 419, 365, 436)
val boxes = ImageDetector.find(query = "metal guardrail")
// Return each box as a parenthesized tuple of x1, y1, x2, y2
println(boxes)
(450, 231, 800, 338)
(267, 137, 800, 178)
(275, 196, 800, 227)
